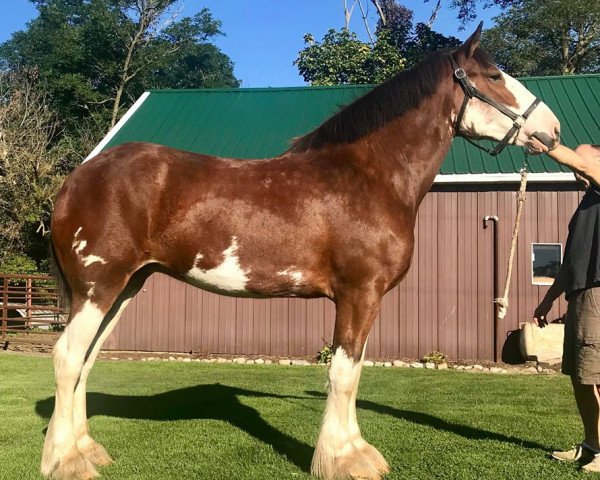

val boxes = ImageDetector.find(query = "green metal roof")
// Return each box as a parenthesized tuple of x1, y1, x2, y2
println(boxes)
(99, 75, 600, 176)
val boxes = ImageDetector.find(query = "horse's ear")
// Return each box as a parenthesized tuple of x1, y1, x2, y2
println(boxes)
(459, 21, 483, 58)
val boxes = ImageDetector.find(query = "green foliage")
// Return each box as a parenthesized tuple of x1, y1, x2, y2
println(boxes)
(375, 0, 460, 68)
(482, 0, 600, 76)
(0, 70, 79, 273)
(316, 341, 333, 364)
(0, 0, 239, 134)
(448, 0, 519, 26)
(145, 11, 239, 90)
(295, 29, 384, 86)
(295, 28, 406, 85)
(294, 1, 460, 86)
(0, 253, 40, 275)
(422, 350, 448, 364)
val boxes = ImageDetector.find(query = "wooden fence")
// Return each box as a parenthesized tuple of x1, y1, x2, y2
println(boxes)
(0, 273, 67, 347)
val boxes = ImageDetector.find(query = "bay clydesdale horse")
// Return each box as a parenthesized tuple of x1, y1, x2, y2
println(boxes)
(43, 24, 560, 480)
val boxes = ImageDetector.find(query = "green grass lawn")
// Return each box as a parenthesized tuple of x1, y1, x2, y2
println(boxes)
(0, 352, 588, 479)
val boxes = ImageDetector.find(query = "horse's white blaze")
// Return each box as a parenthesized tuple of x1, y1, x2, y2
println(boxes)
(86, 282, 95, 297)
(82, 254, 107, 267)
(277, 268, 303, 285)
(186, 236, 250, 292)
(460, 71, 559, 147)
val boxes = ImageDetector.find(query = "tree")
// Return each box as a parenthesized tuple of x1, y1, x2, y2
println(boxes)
(295, 29, 405, 85)
(374, 0, 460, 67)
(482, 0, 600, 75)
(0, 0, 239, 134)
(295, 0, 459, 86)
(0, 70, 70, 272)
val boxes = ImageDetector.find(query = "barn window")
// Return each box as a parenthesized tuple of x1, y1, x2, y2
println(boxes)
(532, 243, 562, 286)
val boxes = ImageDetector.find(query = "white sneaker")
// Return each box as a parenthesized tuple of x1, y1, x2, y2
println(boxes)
(581, 454, 600, 472)
(552, 445, 589, 462)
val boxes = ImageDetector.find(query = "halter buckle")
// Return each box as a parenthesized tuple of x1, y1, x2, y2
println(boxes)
(454, 68, 467, 80)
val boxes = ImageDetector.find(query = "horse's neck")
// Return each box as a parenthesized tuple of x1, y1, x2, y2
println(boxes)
(358, 93, 455, 212)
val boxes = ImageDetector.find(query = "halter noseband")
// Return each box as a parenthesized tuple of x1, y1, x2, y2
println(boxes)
(449, 56, 541, 157)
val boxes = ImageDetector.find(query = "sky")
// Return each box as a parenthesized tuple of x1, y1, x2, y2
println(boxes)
(0, 0, 501, 88)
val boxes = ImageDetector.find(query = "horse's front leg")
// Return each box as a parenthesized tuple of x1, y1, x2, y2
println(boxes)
(311, 289, 389, 480)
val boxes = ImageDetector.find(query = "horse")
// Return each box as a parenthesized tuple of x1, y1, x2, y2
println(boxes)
(42, 24, 560, 480)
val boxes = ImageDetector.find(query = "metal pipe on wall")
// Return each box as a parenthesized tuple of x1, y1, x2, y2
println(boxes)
(483, 215, 500, 362)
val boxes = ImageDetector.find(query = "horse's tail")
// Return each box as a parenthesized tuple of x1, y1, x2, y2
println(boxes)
(49, 238, 71, 313)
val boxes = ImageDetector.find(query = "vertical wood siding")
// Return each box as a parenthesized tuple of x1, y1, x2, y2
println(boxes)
(104, 186, 582, 361)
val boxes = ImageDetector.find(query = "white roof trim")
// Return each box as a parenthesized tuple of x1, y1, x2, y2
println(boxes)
(433, 172, 576, 184)
(83, 91, 151, 162)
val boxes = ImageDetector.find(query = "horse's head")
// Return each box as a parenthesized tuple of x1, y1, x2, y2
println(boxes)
(450, 23, 560, 155)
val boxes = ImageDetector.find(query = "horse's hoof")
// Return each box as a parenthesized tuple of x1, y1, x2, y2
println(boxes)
(47, 449, 98, 480)
(311, 441, 388, 479)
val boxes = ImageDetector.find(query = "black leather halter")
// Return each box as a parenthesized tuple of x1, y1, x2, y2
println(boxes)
(449, 56, 541, 157)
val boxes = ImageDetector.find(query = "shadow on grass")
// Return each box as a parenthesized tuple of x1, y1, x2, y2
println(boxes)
(36, 384, 314, 472)
(35, 382, 547, 475)
(305, 390, 548, 451)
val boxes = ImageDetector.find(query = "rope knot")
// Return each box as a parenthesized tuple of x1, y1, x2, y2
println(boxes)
(495, 297, 509, 319)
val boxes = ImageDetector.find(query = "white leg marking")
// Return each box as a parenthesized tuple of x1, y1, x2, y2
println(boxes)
(312, 348, 361, 477)
(74, 297, 132, 466)
(312, 345, 388, 479)
(42, 300, 106, 478)
(186, 236, 250, 292)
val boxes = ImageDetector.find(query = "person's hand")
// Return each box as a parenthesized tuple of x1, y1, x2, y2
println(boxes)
(525, 135, 549, 155)
(533, 301, 552, 327)
(526, 132, 556, 155)
(574, 171, 591, 189)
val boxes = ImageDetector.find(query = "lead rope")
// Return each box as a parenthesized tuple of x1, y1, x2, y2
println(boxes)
(495, 157, 529, 319)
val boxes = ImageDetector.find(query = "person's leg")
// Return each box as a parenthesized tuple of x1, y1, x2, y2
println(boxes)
(571, 379, 600, 451)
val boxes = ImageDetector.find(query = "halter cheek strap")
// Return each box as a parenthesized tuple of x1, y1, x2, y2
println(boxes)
(449, 56, 542, 157)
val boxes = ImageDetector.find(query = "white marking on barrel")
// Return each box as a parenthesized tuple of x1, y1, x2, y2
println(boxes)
(82, 255, 107, 267)
(277, 268, 303, 285)
(187, 237, 250, 292)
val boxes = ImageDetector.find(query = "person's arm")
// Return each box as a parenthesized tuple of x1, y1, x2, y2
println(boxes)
(547, 144, 600, 187)
(533, 264, 569, 327)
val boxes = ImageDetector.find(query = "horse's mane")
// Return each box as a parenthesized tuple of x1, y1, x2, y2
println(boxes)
(288, 48, 493, 153)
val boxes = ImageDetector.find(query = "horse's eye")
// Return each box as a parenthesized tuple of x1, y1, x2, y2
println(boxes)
(490, 74, 503, 83)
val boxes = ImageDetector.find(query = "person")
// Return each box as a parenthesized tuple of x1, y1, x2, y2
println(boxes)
(532, 142, 600, 472)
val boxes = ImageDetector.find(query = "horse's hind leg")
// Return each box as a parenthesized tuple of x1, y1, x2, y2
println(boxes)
(311, 289, 389, 480)
(42, 272, 134, 480)
(74, 270, 148, 466)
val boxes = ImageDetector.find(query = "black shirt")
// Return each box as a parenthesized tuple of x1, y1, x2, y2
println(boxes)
(562, 187, 600, 299)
